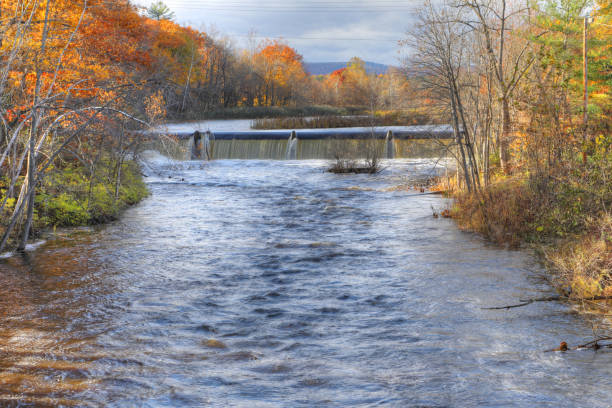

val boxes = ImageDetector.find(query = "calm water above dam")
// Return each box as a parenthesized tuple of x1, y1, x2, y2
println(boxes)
(1, 145, 611, 406)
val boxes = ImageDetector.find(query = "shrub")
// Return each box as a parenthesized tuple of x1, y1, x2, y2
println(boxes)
(37, 192, 89, 227)
(252, 111, 436, 130)
(546, 214, 612, 298)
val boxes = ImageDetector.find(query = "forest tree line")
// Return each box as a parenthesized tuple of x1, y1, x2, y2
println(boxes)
(407, 0, 611, 300)
(0, 0, 420, 252)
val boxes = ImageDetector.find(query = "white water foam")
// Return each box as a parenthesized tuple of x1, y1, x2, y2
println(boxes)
(0, 239, 46, 259)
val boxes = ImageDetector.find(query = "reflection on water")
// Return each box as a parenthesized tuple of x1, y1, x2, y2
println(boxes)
(1, 158, 611, 407)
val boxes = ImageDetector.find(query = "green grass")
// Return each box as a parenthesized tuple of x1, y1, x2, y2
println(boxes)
(1, 160, 148, 245)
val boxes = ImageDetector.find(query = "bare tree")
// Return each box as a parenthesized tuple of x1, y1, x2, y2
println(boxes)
(455, 0, 535, 174)
(405, 0, 480, 193)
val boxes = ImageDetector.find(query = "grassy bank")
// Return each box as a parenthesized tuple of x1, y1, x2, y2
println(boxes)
(251, 110, 434, 129)
(1, 160, 148, 250)
(448, 152, 611, 302)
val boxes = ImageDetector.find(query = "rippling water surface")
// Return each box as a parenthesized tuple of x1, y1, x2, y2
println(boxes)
(1, 156, 611, 407)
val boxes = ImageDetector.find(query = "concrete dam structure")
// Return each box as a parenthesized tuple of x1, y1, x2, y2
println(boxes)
(149, 125, 455, 160)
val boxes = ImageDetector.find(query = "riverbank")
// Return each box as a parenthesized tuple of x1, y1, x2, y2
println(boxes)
(0, 160, 148, 251)
(448, 160, 611, 307)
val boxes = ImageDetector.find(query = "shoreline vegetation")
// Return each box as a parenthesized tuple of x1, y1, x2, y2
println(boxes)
(406, 0, 611, 315)
(443, 165, 611, 307)
(251, 110, 434, 129)
(1, 160, 148, 252)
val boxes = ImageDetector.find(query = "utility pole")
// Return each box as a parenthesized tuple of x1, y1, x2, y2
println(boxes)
(582, 14, 589, 142)
(582, 14, 591, 163)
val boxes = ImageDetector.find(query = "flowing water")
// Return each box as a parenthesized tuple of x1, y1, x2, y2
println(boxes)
(1, 142, 612, 406)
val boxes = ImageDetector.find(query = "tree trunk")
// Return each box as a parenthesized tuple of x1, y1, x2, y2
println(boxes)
(0, 190, 26, 252)
(483, 126, 490, 186)
(181, 46, 196, 113)
(500, 97, 512, 174)
(452, 77, 480, 192)
(450, 89, 472, 193)
(18, 140, 35, 250)
(17, 0, 52, 250)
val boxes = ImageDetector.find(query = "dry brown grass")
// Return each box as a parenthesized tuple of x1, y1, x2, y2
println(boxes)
(252, 111, 433, 130)
(450, 173, 612, 307)
(546, 214, 612, 299)
(452, 178, 538, 247)
(428, 174, 457, 195)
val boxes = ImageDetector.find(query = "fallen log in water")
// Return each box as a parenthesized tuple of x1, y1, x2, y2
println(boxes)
(545, 337, 612, 352)
(483, 295, 612, 310)
(482, 296, 562, 309)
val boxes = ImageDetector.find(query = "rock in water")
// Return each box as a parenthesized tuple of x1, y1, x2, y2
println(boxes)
(204, 339, 227, 349)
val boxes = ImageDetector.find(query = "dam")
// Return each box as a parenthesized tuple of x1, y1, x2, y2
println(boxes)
(146, 124, 455, 160)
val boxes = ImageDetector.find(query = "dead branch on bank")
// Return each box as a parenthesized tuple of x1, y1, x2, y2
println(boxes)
(483, 295, 612, 310)
(545, 337, 612, 352)
(482, 295, 562, 309)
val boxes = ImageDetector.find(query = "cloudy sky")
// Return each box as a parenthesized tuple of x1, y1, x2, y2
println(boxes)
(135, 0, 421, 65)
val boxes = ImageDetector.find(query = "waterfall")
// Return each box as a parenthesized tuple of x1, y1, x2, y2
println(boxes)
(204, 130, 213, 160)
(209, 131, 215, 159)
(147, 124, 456, 161)
(212, 139, 287, 159)
(207, 139, 450, 160)
(147, 132, 454, 160)
(385, 130, 395, 159)
(286, 131, 298, 160)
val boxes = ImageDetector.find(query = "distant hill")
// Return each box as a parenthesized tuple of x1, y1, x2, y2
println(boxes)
(304, 61, 391, 76)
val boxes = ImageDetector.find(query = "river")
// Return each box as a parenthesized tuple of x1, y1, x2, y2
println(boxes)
(1, 124, 611, 406)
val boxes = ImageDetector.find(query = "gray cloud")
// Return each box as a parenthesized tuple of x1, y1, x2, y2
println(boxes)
(137, 0, 420, 65)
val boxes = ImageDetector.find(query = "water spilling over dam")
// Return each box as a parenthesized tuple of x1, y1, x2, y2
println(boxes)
(145, 124, 454, 160)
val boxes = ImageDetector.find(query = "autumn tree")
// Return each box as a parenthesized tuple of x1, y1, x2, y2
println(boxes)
(0, 0, 158, 252)
(253, 41, 307, 106)
(341, 58, 371, 106)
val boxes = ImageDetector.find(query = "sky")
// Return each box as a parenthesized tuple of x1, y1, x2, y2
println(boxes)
(135, 0, 421, 65)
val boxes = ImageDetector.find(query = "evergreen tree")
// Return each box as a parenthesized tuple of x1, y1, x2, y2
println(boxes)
(147, 1, 175, 20)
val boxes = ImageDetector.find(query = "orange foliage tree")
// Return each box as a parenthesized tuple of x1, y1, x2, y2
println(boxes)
(253, 41, 307, 106)
(0, 0, 163, 251)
